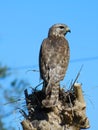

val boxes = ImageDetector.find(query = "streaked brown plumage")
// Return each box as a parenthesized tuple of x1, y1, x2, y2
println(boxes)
(39, 23, 70, 107)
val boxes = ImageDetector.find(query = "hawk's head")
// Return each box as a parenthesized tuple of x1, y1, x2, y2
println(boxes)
(48, 23, 71, 38)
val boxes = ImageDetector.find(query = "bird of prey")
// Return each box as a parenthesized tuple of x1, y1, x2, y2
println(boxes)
(39, 23, 71, 107)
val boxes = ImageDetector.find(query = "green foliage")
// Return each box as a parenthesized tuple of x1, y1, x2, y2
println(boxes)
(0, 64, 10, 78)
(0, 118, 6, 130)
(0, 64, 29, 130)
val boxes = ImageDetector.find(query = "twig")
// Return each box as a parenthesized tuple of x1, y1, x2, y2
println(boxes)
(70, 65, 83, 90)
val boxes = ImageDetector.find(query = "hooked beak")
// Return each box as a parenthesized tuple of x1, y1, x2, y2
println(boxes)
(66, 27, 71, 33)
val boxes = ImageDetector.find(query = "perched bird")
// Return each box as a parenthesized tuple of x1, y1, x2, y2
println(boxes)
(39, 23, 71, 107)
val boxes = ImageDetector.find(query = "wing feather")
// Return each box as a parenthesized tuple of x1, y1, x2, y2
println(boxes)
(39, 37, 70, 84)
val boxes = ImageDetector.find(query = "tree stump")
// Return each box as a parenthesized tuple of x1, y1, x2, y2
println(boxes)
(21, 83, 90, 130)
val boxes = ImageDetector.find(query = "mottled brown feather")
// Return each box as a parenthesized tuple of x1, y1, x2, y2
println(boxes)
(39, 36, 70, 84)
(39, 24, 70, 107)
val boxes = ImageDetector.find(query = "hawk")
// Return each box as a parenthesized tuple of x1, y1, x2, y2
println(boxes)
(39, 23, 70, 107)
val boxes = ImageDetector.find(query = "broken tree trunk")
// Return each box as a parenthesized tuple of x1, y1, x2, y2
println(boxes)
(21, 83, 90, 130)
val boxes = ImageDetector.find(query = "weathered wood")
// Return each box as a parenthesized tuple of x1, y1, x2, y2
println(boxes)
(21, 120, 35, 130)
(21, 83, 90, 130)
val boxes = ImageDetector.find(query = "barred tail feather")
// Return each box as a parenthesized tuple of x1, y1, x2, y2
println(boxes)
(42, 82, 60, 108)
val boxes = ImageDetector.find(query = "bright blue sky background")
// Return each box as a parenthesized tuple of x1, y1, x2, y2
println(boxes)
(0, 0, 98, 129)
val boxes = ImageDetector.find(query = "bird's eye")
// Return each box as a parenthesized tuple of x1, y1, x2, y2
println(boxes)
(59, 26, 64, 29)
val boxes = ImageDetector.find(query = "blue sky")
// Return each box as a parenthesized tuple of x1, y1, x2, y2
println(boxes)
(0, 0, 98, 129)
